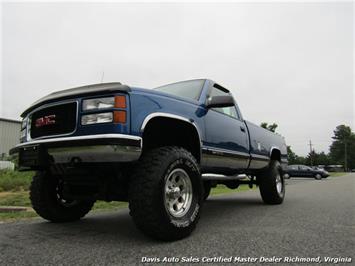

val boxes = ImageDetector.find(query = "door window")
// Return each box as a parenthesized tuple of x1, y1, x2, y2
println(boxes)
(209, 86, 239, 119)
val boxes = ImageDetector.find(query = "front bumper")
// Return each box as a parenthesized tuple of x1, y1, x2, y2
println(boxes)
(10, 134, 142, 169)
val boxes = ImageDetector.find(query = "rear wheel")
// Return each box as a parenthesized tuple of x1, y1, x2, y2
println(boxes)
(129, 146, 203, 241)
(258, 160, 285, 204)
(30, 172, 95, 222)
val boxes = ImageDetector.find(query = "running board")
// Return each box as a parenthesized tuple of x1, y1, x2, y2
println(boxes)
(201, 173, 248, 181)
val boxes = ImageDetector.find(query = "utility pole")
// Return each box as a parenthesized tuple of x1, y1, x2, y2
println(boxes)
(344, 141, 348, 172)
(309, 140, 313, 166)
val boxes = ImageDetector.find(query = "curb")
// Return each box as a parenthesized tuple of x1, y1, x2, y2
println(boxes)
(0, 206, 28, 213)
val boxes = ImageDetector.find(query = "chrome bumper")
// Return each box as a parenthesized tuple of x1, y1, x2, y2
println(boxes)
(10, 134, 142, 168)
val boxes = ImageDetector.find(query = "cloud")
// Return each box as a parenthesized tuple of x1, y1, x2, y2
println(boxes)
(1, 2, 353, 155)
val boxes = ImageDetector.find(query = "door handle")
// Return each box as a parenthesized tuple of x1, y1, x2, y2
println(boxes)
(240, 126, 246, 132)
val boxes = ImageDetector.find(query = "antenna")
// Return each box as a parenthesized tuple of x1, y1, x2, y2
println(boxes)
(100, 71, 105, 83)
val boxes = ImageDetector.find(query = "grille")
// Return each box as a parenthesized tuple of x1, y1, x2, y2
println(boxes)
(30, 102, 77, 139)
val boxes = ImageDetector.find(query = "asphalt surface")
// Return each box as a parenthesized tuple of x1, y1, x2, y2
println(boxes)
(0, 174, 354, 266)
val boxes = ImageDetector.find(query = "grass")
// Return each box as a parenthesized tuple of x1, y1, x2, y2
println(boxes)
(0, 191, 32, 207)
(329, 172, 347, 177)
(0, 191, 129, 222)
(0, 170, 34, 192)
(211, 184, 255, 195)
(0, 211, 39, 221)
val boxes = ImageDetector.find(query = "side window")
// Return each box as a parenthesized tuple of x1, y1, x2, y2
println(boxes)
(289, 165, 298, 170)
(300, 165, 310, 170)
(209, 86, 239, 119)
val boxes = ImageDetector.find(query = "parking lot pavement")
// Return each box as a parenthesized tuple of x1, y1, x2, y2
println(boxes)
(0, 174, 354, 265)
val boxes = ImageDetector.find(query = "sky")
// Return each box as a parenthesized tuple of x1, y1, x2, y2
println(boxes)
(1, 1, 354, 156)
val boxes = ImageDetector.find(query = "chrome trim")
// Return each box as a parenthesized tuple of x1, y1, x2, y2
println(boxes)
(27, 100, 79, 141)
(202, 147, 250, 158)
(47, 145, 141, 163)
(250, 153, 270, 161)
(16, 133, 142, 148)
(202, 173, 247, 181)
(248, 153, 269, 169)
(201, 147, 250, 170)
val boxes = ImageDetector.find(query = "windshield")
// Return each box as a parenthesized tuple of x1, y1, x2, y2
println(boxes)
(154, 79, 205, 101)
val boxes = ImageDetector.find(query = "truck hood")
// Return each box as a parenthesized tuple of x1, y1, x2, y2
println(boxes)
(21, 82, 130, 117)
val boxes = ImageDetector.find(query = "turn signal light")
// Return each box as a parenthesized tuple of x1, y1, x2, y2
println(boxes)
(114, 111, 126, 124)
(115, 96, 126, 108)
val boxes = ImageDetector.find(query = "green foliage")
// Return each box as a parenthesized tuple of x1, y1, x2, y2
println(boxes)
(211, 184, 254, 195)
(92, 201, 128, 210)
(0, 191, 31, 206)
(0, 170, 34, 192)
(329, 125, 355, 170)
(261, 122, 278, 133)
(287, 146, 306, 165)
(305, 150, 331, 166)
(288, 125, 355, 169)
(0, 211, 38, 221)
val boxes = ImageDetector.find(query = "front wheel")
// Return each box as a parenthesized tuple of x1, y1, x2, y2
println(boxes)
(257, 160, 285, 204)
(30, 172, 95, 222)
(315, 174, 322, 180)
(128, 146, 203, 241)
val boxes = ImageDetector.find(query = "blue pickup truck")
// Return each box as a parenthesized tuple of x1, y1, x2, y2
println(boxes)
(11, 79, 287, 241)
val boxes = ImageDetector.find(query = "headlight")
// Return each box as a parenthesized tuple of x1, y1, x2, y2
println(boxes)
(81, 112, 113, 125)
(82, 97, 115, 111)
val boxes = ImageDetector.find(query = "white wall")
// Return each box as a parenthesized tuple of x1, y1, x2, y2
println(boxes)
(0, 119, 21, 157)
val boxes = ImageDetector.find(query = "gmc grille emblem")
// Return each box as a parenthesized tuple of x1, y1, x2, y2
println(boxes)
(35, 115, 56, 128)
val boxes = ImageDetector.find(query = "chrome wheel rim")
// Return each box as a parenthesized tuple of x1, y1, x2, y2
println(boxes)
(276, 173, 283, 194)
(55, 182, 77, 207)
(164, 168, 193, 218)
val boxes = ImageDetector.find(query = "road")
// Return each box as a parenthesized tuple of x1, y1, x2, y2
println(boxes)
(0, 174, 354, 265)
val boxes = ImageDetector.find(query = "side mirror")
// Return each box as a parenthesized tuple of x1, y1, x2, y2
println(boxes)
(206, 95, 235, 108)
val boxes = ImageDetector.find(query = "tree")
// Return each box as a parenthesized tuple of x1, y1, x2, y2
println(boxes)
(287, 145, 306, 165)
(305, 150, 330, 166)
(261, 122, 278, 133)
(329, 125, 355, 171)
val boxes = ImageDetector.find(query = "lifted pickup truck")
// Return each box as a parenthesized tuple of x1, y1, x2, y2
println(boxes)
(11, 79, 287, 241)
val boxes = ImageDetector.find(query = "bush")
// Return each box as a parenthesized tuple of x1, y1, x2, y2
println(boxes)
(0, 170, 34, 192)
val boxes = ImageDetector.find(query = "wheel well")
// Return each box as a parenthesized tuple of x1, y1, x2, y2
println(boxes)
(270, 149, 281, 162)
(142, 117, 201, 162)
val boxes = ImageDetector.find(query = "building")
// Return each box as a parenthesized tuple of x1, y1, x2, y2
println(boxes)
(0, 117, 21, 159)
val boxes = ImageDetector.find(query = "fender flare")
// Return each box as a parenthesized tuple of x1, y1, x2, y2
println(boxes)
(140, 112, 202, 160)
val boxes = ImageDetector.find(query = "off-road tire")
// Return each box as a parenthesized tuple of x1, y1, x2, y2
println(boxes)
(30, 172, 95, 222)
(203, 181, 212, 200)
(258, 160, 285, 205)
(128, 146, 203, 241)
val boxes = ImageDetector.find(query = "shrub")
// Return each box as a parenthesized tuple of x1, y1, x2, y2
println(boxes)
(0, 170, 34, 192)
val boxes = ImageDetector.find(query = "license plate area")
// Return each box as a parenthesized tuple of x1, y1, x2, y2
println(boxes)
(19, 145, 47, 168)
